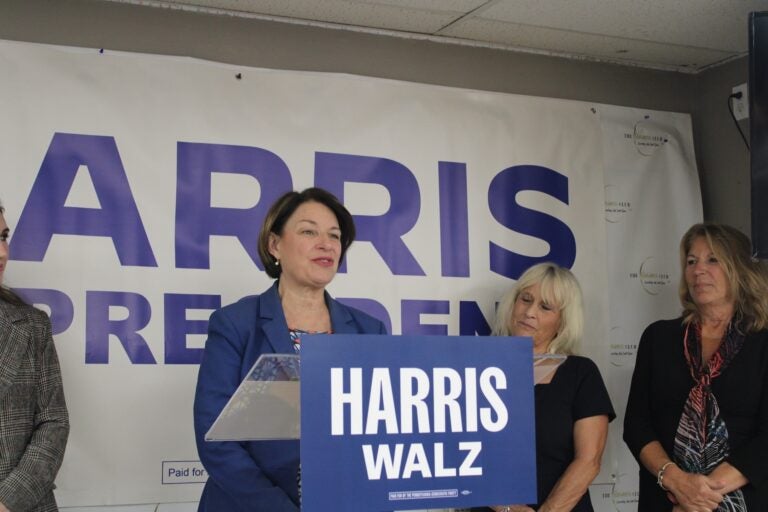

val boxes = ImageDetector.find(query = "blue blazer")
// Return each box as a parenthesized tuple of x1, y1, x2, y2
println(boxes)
(193, 281, 387, 512)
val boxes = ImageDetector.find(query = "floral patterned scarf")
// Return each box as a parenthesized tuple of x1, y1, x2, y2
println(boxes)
(673, 321, 747, 511)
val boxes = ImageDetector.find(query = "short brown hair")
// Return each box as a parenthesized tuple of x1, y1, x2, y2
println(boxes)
(257, 188, 356, 279)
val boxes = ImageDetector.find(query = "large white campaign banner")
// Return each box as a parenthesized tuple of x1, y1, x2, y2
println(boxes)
(0, 38, 699, 510)
(593, 106, 703, 511)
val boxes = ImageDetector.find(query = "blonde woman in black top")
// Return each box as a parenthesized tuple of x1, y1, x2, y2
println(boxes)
(476, 262, 614, 512)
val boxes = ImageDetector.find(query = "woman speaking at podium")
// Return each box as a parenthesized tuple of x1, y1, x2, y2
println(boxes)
(475, 262, 614, 512)
(193, 188, 386, 512)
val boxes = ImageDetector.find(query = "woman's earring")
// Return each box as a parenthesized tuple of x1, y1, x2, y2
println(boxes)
(275, 259, 280, 267)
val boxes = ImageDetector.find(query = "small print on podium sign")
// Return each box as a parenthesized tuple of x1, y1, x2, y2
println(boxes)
(300, 334, 537, 511)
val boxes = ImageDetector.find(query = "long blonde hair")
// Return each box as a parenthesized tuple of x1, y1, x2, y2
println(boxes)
(493, 262, 584, 355)
(679, 223, 768, 332)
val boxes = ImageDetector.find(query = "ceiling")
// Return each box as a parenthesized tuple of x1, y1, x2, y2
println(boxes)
(105, 0, 768, 73)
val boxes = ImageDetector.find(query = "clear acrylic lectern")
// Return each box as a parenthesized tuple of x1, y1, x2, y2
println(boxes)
(205, 354, 301, 441)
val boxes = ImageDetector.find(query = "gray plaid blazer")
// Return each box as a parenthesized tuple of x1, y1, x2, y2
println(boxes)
(0, 299, 69, 512)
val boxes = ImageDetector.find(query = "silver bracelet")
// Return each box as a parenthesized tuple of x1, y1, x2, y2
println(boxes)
(657, 460, 676, 491)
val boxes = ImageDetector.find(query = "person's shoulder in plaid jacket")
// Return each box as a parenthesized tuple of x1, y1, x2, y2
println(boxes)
(0, 296, 69, 512)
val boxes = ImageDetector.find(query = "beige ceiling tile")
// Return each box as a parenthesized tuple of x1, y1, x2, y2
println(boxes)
(104, 0, 759, 71)
(350, 0, 487, 10)
(163, 0, 474, 32)
(476, 0, 768, 52)
(441, 17, 736, 70)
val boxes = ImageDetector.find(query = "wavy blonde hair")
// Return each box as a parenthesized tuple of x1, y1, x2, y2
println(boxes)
(679, 223, 768, 332)
(492, 262, 584, 355)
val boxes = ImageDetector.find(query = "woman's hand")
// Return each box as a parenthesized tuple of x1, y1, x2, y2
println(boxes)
(664, 465, 725, 512)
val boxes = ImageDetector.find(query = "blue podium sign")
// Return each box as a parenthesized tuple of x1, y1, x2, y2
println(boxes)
(300, 335, 536, 511)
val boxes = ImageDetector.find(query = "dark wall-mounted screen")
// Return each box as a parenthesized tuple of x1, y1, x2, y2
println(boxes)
(750, 11, 768, 258)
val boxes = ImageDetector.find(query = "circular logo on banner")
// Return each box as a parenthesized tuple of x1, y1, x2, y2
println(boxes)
(604, 184, 633, 224)
(625, 116, 669, 156)
(638, 257, 672, 295)
(610, 471, 640, 511)
(608, 326, 637, 367)
(628, 257, 673, 295)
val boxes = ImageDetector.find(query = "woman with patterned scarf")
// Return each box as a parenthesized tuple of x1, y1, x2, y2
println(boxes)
(624, 223, 768, 511)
